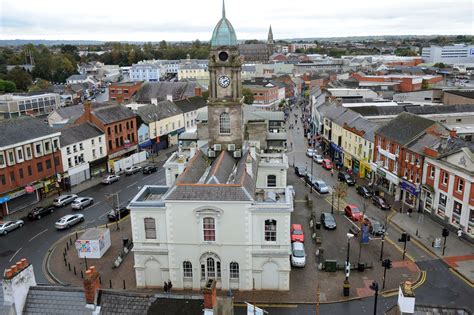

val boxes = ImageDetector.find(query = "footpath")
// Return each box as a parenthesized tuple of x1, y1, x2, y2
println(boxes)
(2, 145, 177, 222)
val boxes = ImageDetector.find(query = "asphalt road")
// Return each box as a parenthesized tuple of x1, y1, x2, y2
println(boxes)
(0, 164, 166, 283)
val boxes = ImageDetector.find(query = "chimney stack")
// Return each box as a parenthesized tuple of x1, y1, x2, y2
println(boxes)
(449, 128, 457, 138)
(83, 266, 100, 305)
(84, 101, 92, 122)
(195, 87, 202, 97)
(3, 258, 36, 315)
(203, 279, 217, 310)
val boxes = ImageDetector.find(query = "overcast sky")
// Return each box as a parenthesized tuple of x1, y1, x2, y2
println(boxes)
(1, 0, 473, 41)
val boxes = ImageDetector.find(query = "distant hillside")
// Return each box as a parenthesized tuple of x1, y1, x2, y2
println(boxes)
(0, 40, 107, 46)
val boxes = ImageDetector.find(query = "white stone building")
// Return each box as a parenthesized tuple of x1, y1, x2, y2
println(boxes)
(130, 63, 162, 82)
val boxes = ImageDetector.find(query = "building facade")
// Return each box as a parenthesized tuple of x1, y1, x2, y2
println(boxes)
(130, 63, 162, 82)
(0, 93, 61, 120)
(109, 82, 143, 104)
(421, 45, 474, 64)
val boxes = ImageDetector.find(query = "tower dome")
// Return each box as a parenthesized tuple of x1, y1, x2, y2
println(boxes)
(210, 0, 238, 47)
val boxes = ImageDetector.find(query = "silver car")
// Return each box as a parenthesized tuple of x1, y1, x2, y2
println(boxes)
(55, 214, 84, 230)
(312, 179, 329, 194)
(71, 197, 94, 210)
(101, 174, 120, 184)
(52, 194, 78, 207)
(125, 165, 141, 175)
(313, 154, 323, 164)
(0, 220, 24, 235)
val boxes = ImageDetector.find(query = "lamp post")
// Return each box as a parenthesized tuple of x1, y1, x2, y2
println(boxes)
(52, 144, 61, 197)
(331, 186, 335, 214)
(379, 233, 385, 261)
(343, 232, 354, 296)
(369, 281, 379, 315)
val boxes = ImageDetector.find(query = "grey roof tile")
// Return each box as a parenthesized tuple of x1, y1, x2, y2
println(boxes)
(375, 112, 436, 145)
(0, 117, 59, 148)
(59, 123, 104, 146)
(136, 101, 183, 123)
(93, 105, 136, 124)
(135, 82, 201, 103)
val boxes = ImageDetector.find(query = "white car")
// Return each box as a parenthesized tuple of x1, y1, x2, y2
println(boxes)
(125, 165, 142, 175)
(306, 148, 315, 157)
(291, 242, 306, 267)
(102, 174, 120, 184)
(55, 214, 84, 230)
(52, 194, 78, 207)
(313, 154, 323, 164)
(71, 197, 94, 210)
(0, 220, 24, 235)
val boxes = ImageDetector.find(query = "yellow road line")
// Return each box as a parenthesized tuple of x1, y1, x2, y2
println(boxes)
(449, 268, 474, 288)
(234, 303, 298, 308)
(381, 291, 398, 298)
(385, 236, 415, 262)
(412, 270, 426, 290)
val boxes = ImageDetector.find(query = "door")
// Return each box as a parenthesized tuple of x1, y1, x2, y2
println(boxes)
(261, 262, 279, 289)
(144, 260, 162, 288)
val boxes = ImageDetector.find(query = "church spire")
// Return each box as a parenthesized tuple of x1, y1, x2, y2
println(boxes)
(222, 0, 226, 18)
(268, 25, 274, 43)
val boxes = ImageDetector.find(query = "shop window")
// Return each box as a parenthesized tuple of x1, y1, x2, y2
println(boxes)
(437, 193, 447, 218)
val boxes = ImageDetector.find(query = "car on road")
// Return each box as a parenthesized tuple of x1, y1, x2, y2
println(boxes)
(52, 194, 78, 207)
(364, 217, 385, 236)
(306, 148, 315, 157)
(372, 196, 391, 210)
(312, 179, 329, 194)
(28, 205, 55, 220)
(107, 206, 130, 221)
(304, 173, 316, 186)
(55, 214, 85, 230)
(321, 159, 333, 170)
(320, 212, 337, 230)
(0, 220, 24, 235)
(102, 174, 120, 184)
(71, 197, 94, 210)
(294, 165, 307, 177)
(142, 165, 158, 174)
(357, 186, 373, 199)
(290, 224, 304, 242)
(313, 154, 323, 164)
(338, 171, 355, 186)
(290, 242, 306, 267)
(345, 204, 363, 221)
(125, 165, 142, 175)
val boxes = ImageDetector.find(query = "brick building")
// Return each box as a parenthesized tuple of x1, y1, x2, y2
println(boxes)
(0, 117, 63, 215)
(352, 73, 443, 92)
(109, 82, 143, 104)
(243, 79, 280, 108)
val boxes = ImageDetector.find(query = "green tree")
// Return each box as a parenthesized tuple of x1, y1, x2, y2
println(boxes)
(242, 88, 254, 105)
(6, 66, 32, 91)
(29, 79, 52, 92)
(0, 79, 16, 92)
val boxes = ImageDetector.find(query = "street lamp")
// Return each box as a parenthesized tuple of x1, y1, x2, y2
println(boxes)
(369, 281, 379, 315)
(343, 233, 354, 296)
(379, 233, 385, 261)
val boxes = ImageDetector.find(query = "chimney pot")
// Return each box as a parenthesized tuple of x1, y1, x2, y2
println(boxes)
(5, 268, 13, 279)
(10, 265, 17, 274)
(16, 261, 22, 271)
(21, 258, 28, 268)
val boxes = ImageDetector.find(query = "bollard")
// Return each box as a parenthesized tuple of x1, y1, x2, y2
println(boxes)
(70, 237, 72, 245)
(68, 263, 71, 271)
(99, 276, 102, 285)
(73, 266, 76, 275)
(109, 279, 112, 288)
(64, 258, 67, 266)
(80, 270, 83, 279)
(106, 223, 108, 228)
(75, 232, 78, 240)
(66, 243, 69, 251)
(64, 248, 67, 256)
(123, 280, 126, 290)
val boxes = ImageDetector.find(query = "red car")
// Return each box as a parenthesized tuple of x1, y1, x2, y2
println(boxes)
(344, 204, 363, 221)
(322, 159, 333, 170)
(291, 224, 305, 242)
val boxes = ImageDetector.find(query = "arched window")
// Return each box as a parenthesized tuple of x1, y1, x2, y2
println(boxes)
(144, 218, 156, 239)
(219, 112, 231, 134)
(203, 217, 216, 241)
(200, 253, 221, 280)
(207, 257, 216, 278)
(229, 262, 239, 279)
(264, 219, 277, 242)
(183, 261, 193, 278)
(267, 175, 277, 187)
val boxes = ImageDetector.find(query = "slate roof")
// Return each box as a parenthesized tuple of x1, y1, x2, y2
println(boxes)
(59, 123, 104, 146)
(135, 82, 200, 103)
(243, 105, 285, 121)
(405, 104, 474, 115)
(99, 290, 154, 315)
(67, 74, 88, 81)
(0, 117, 59, 148)
(147, 294, 204, 315)
(347, 116, 380, 142)
(136, 102, 183, 123)
(93, 105, 136, 124)
(174, 97, 207, 114)
(206, 150, 236, 184)
(444, 90, 474, 99)
(349, 106, 405, 117)
(375, 112, 436, 145)
(23, 286, 92, 315)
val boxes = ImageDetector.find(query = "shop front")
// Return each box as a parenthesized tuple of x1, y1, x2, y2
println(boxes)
(450, 200, 463, 228)
(359, 159, 372, 180)
(352, 157, 360, 177)
(372, 164, 399, 196)
(330, 142, 343, 167)
(343, 153, 352, 170)
(421, 184, 434, 213)
(400, 180, 420, 210)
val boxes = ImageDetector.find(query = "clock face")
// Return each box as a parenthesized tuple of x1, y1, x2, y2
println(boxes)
(218, 75, 231, 88)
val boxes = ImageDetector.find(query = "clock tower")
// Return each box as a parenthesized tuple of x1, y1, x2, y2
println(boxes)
(207, 0, 244, 149)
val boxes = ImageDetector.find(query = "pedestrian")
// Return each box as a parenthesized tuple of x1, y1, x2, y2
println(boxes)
(407, 208, 413, 217)
(290, 142, 293, 150)
(163, 281, 168, 293)
(167, 280, 173, 292)
(457, 228, 463, 239)
(330, 168, 334, 176)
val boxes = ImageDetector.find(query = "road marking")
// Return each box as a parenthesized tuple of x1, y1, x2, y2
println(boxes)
(412, 270, 427, 290)
(99, 211, 110, 219)
(385, 236, 415, 262)
(29, 228, 48, 242)
(449, 268, 474, 288)
(9, 247, 23, 262)
(115, 190, 122, 194)
(87, 201, 101, 209)
(127, 182, 138, 188)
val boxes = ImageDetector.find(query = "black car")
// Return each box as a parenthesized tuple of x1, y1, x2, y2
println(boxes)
(295, 165, 307, 177)
(28, 205, 55, 220)
(320, 212, 337, 230)
(372, 196, 391, 210)
(142, 165, 158, 174)
(107, 207, 130, 221)
(338, 171, 355, 186)
(304, 173, 316, 186)
(357, 186, 373, 198)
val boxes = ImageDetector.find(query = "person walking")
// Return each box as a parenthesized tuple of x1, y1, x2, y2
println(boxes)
(167, 280, 173, 292)
(457, 228, 463, 239)
(163, 281, 168, 293)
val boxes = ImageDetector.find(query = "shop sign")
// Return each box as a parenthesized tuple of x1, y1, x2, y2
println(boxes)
(25, 185, 35, 193)
(401, 180, 419, 196)
(376, 168, 386, 178)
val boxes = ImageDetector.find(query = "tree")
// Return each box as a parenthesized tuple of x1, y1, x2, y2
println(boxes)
(333, 183, 348, 213)
(434, 62, 447, 69)
(242, 88, 254, 105)
(0, 79, 16, 92)
(29, 79, 52, 92)
(6, 66, 32, 91)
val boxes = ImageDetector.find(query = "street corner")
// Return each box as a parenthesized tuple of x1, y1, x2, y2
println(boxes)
(46, 217, 136, 290)
(443, 254, 474, 285)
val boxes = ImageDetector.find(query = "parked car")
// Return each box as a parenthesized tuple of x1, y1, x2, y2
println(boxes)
(71, 197, 94, 210)
(0, 220, 24, 235)
(312, 179, 329, 194)
(52, 194, 78, 207)
(294, 165, 307, 177)
(357, 186, 373, 199)
(313, 154, 323, 164)
(365, 217, 385, 236)
(290, 224, 304, 242)
(28, 205, 55, 220)
(306, 148, 315, 157)
(338, 171, 355, 186)
(142, 165, 158, 174)
(320, 212, 337, 230)
(55, 214, 85, 230)
(321, 159, 333, 170)
(304, 173, 316, 186)
(344, 204, 363, 221)
(125, 165, 142, 175)
(107, 206, 130, 221)
(372, 196, 391, 210)
(102, 174, 120, 184)
(290, 242, 306, 267)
